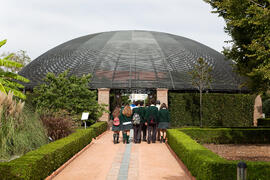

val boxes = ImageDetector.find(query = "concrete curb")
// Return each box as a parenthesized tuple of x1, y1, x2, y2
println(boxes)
(165, 142, 196, 180)
(46, 130, 109, 180)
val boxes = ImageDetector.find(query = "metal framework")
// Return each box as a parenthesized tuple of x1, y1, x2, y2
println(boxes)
(19, 30, 247, 92)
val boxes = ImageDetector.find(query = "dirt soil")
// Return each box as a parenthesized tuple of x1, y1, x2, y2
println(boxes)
(203, 144, 270, 161)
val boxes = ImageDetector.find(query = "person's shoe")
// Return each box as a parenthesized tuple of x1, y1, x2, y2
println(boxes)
(147, 140, 150, 144)
(152, 141, 156, 143)
(143, 139, 147, 142)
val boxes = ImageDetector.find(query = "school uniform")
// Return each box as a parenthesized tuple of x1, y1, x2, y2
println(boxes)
(111, 114, 121, 132)
(145, 105, 159, 143)
(140, 106, 147, 141)
(119, 111, 133, 131)
(158, 108, 170, 129)
(132, 106, 143, 143)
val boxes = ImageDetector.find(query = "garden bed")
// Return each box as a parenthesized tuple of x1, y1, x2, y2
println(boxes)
(167, 128, 270, 180)
(203, 144, 270, 161)
(0, 121, 107, 180)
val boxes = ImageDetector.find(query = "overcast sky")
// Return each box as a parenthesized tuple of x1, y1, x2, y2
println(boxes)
(0, 0, 230, 60)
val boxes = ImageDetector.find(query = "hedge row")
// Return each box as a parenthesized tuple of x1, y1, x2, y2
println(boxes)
(0, 121, 107, 180)
(257, 118, 270, 127)
(167, 129, 270, 180)
(180, 128, 270, 144)
(169, 93, 256, 127)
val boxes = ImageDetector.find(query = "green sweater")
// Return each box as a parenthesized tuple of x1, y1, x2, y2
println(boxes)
(158, 109, 170, 123)
(132, 106, 145, 123)
(145, 105, 159, 124)
(139, 107, 146, 123)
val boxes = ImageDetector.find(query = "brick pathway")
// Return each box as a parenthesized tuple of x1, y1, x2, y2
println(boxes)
(50, 131, 193, 180)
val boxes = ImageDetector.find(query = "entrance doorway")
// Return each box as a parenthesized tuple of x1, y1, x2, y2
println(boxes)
(110, 89, 156, 112)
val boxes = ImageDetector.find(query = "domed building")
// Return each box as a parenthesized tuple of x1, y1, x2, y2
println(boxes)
(19, 30, 245, 92)
(19, 30, 251, 121)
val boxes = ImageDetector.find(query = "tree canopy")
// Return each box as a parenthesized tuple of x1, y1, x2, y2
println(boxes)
(0, 40, 29, 99)
(205, 0, 270, 93)
(33, 70, 106, 121)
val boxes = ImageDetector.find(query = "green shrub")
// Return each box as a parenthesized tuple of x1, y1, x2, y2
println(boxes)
(167, 128, 270, 180)
(0, 121, 107, 180)
(179, 128, 270, 144)
(257, 118, 270, 127)
(169, 93, 256, 127)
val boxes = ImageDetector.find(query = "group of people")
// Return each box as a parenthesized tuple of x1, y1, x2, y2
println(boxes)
(110, 99, 170, 144)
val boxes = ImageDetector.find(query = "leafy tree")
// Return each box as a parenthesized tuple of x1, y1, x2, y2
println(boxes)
(33, 70, 106, 122)
(0, 40, 29, 99)
(0, 50, 31, 73)
(204, 0, 270, 93)
(189, 57, 213, 127)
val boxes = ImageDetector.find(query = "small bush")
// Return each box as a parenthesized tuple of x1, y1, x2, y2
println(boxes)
(40, 111, 74, 141)
(0, 121, 107, 180)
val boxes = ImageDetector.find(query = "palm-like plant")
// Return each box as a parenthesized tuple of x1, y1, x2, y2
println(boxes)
(0, 39, 29, 99)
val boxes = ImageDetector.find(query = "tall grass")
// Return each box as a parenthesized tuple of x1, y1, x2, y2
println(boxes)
(0, 92, 48, 161)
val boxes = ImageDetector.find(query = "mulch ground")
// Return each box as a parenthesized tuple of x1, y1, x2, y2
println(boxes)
(203, 144, 270, 161)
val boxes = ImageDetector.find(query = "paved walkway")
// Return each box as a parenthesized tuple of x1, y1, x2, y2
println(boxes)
(50, 131, 193, 180)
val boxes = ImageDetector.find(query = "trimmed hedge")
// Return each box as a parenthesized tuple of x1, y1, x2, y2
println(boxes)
(180, 128, 270, 144)
(0, 121, 107, 180)
(257, 118, 270, 127)
(169, 93, 256, 127)
(167, 129, 270, 180)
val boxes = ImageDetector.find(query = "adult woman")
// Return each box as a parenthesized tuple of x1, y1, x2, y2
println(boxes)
(120, 104, 133, 144)
(158, 103, 170, 143)
(111, 106, 121, 144)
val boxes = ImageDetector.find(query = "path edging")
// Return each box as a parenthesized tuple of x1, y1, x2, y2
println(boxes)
(165, 142, 196, 180)
(46, 130, 109, 180)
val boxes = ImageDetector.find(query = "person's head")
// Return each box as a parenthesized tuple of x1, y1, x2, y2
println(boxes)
(150, 99, 156, 105)
(156, 100, 160, 105)
(112, 107, 120, 118)
(160, 103, 168, 109)
(132, 100, 136, 105)
(123, 104, 132, 117)
(135, 101, 140, 106)
(139, 101, 144, 107)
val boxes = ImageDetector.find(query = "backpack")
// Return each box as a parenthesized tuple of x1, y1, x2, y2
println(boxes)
(113, 117, 120, 126)
(149, 114, 156, 125)
(132, 113, 141, 125)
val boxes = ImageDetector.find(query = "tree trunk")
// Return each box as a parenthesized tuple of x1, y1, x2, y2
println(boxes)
(200, 89, 202, 128)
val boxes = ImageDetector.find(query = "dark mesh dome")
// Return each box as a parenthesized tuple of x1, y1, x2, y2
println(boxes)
(19, 30, 246, 92)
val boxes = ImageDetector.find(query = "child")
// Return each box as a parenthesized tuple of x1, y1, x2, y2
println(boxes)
(111, 106, 121, 144)
(132, 101, 143, 143)
(145, 99, 159, 144)
(158, 103, 170, 143)
(120, 104, 133, 144)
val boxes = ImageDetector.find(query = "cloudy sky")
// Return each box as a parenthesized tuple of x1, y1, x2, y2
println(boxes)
(0, 0, 230, 60)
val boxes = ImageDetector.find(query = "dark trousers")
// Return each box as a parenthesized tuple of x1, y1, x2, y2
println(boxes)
(141, 123, 147, 141)
(133, 124, 142, 142)
(147, 124, 157, 143)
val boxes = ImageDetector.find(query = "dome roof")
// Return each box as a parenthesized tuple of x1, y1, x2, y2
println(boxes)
(19, 30, 246, 92)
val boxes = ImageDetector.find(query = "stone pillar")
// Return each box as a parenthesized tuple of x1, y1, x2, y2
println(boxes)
(98, 88, 110, 122)
(253, 95, 263, 126)
(156, 88, 168, 106)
